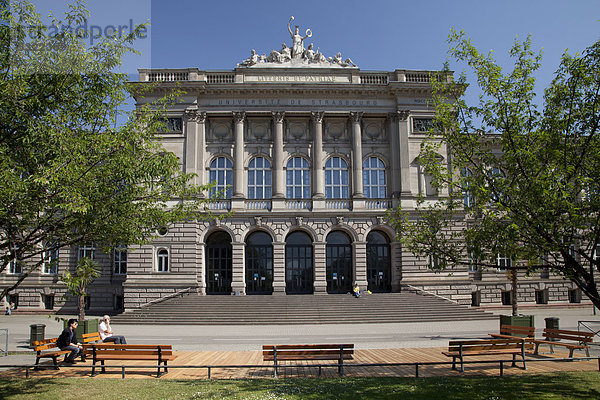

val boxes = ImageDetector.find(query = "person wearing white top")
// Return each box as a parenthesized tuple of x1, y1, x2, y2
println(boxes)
(98, 315, 127, 344)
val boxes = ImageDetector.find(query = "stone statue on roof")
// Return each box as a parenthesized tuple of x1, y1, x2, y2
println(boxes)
(287, 16, 312, 59)
(237, 18, 357, 68)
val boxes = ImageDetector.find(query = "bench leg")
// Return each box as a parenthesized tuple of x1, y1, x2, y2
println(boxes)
(569, 348, 574, 358)
(91, 361, 98, 377)
(459, 357, 464, 373)
(451, 356, 456, 370)
(51, 356, 60, 370)
(101, 360, 105, 373)
(34, 357, 41, 371)
(585, 347, 590, 358)
(534, 342, 540, 355)
(512, 353, 517, 367)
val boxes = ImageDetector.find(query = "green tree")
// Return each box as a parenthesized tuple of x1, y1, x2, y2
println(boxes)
(61, 257, 100, 321)
(389, 30, 600, 310)
(0, 0, 218, 301)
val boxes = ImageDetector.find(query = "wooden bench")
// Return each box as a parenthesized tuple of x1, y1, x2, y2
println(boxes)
(489, 325, 536, 340)
(82, 332, 102, 344)
(533, 328, 594, 358)
(83, 343, 177, 377)
(442, 338, 533, 372)
(262, 344, 354, 378)
(32, 338, 71, 370)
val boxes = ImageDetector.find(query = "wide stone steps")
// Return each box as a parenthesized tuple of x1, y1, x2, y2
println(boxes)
(111, 292, 497, 325)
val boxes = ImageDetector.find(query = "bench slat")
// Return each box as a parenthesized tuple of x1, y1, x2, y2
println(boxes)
(263, 344, 353, 350)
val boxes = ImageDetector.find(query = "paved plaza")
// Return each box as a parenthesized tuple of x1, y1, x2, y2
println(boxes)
(1, 305, 599, 369)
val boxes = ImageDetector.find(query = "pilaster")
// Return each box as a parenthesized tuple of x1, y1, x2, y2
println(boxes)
(232, 112, 245, 199)
(272, 241, 286, 295)
(231, 241, 245, 295)
(313, 241, 327, 294)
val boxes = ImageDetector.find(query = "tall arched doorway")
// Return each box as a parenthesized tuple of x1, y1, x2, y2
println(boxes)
(367, 231, 391, 292)
(245, 231, 273, 294)
(206, 231, 232, 294)
(285, 231, 313, 294)
(326, 231, 352, 294)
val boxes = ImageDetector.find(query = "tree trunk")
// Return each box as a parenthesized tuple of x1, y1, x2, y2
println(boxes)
(511, 269, 518, 316)
(78, 294, 85, 321)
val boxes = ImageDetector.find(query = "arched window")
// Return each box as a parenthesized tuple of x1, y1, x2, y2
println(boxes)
(363, 157, 386, 198)
(156, 248, 169, 272)
(206, 231, 232, 294)
(366, 231, 391, 292)
(209, 157, 232, 198)
(248, 157, 272, 199)
(326, 231, 352, 293)
(285, 231, 313, 294)
(325, 157, 349, 199)
(461, 167, 473, 208)
(286, 157, 311, 199)
(245, 231, 273, 294)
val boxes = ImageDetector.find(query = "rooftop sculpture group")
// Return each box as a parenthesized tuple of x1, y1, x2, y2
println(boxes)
(238, 16, 356, 68)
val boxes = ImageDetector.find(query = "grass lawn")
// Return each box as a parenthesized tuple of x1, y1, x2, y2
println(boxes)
(1, 372, 599, 399)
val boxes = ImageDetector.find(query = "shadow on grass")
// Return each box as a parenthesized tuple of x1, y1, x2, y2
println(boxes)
(0, 378, 66, 399)
(180, 373, 600, 400)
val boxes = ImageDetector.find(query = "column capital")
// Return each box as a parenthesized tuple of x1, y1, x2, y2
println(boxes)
(311, 111, 324, 123)
(398, 109, 410, 121)
(185, 110, 207, 123)
(349, 111, 363, 124)
(233, 111, 246, 123)
(272, 111, 285, 123)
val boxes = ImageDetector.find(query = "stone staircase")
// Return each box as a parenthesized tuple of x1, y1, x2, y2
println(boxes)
(111, 292, 497, 325)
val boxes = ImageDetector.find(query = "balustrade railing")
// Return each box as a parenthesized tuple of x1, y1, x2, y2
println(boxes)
(285, 199, 312, 210)
(325, 199, 351, 210)
(207, 200, 231, 211)
(360, 74, 389, 84)
(206, 73, 235, 84)
(246, 200, 272, 210)
(365, 199, 392, 209)
(148, 71, 189, 82)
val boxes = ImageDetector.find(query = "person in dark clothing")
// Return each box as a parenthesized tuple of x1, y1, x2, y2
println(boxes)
(57, 318, 82, 363)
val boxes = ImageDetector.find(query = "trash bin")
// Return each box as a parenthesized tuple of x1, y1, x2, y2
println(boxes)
(29, 324, 45, 345)
(545, 317, 560, 341)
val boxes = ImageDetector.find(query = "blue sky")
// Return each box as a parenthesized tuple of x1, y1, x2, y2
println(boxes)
(30, 0, 600, 104)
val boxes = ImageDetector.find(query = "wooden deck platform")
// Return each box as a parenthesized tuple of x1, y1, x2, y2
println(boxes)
(2, 347, 598, 379)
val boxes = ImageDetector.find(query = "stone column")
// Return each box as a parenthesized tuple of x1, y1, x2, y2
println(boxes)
(313, 241, 327, 294)
(232, 112, 245, 199)
(398, 110, 412, 195)
(231, 241, 245, 295)
(388, 112, 401, 198)
(353, 241, 368, 291)
(197, 242, 206, 295)
(272, 241, 286, 295)
(311, 112, 325, 199)
(196, 112, 206, 189)
(272, 112, 285, 198)
(350, 112, 364, 198)
(390, 241, 402, 292)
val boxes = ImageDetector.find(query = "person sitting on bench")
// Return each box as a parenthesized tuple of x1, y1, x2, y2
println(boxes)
(99, 315, 127, 344)
(57, 318, 83, 363)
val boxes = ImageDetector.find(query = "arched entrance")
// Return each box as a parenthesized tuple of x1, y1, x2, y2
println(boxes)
(206, 231, 232, 294)
(285, 231, 313, 294)
(367, 231, 391, 292)
(326, 231, 352, 294)
(245, 231, 273, 294)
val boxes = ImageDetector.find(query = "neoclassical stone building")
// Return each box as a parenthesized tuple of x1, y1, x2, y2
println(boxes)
(1, 26, 586, 313)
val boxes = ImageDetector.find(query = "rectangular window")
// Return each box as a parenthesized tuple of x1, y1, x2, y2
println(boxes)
(540, 267, 550, 279)
(7, 245, 21, 274)
(113, 245, 127, 275)
(114, 295, 124, 311)
(78, 243, 95, 260)
(501, 290, 512, 306)
(535, 289, 548, 304)
(7, 294, 18, 310)
(471, 291, 481, 307)
(42, 294, 54, 310)
(84, 295, 91, 310)
(568, 289, 581, 303)
(496, 253, 511, 271)
(43, 246, 59, 275)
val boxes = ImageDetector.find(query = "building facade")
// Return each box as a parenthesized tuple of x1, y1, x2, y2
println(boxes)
(1, 29, 586, 313)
